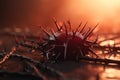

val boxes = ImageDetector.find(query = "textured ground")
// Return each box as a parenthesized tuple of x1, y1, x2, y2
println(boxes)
(0, 33, 120, 80)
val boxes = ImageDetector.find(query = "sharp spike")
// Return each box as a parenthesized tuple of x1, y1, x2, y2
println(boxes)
(79, 21, 88, 33)
(83, 27, 91, 37)
(67, 20, 72, 31)
(59, 22, 63, 31)
(72, 30, 76, 38)
(52, 17, 61, 31)
(40, 26, 51, 37)
(74, 21, 82, 35)
(108, 43, 111, 52)
(50, 28, 55, 35)
(63, 22, 68, 36)
(59, 26, 63, 31)
(93, 34, 98, 44)
(50, 28, 56, 39)
(84, 23, 99, 40)
(89, 48, 98, 58)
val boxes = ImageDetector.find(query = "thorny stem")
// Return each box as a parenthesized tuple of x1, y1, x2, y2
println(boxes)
(52, 17, 61, 32)
(1, 51, 120, 65)
(6, 53, 65, 79)
(79, 57, 120, 65)
(14, 35, 120, 65)
(79, 21, 88, 33)
(0, 53, 64, 79)
(25, 61, 47, 80)
(0, 47, 16, 64)
(0, 53, 40, 64)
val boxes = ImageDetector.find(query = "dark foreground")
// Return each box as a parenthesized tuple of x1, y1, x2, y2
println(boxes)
(0, 32, 120, 80)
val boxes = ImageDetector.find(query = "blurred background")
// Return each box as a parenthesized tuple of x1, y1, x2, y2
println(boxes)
(1, 0, 120, 33)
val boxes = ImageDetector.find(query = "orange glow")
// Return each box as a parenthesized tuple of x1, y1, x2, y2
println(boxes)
(68, 0, 120, 20)
(101, 68, 120, 79)
(100, 40, 114, 46)
(60, 0, 120, 32)
(4, 0, 120, 33)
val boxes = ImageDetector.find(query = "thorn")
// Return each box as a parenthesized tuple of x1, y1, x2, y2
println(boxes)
(84, 23, 99, 40)
(72, 30, 76, 38)
(63, 22, 68, 37)
(40, 26, 51, 37)
(108, 43, 112, 52)
(79, 21, 88, 33)
(89, 48, 98, 58)
(59, 26, 63, 31)
(93, 34, 98, 44)
(50, 28, 56, 40)
(75, 21, 82, 33)
(59, 22, 63, 31)
(67, 20, 72, 31)
(0, 47, 16, 64)
(83, 27, 91, 37)
(52, 17, 61, 31)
